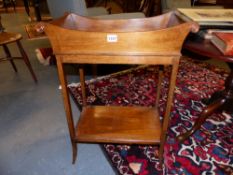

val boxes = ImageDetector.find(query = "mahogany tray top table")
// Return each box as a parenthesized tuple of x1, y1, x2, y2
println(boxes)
(45, 12, 196, 165)
(177, 35, 233, 142)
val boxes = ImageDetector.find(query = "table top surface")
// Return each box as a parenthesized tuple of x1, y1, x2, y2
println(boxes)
(183, 34, 233, 63)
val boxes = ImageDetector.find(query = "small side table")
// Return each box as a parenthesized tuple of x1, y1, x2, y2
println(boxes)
(177, 36, 233, 142)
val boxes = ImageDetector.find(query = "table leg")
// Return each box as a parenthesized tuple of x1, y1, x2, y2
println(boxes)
(23, 0, 30, 17)
(177, 64, 233, 142)
(32, 0, 41, 21)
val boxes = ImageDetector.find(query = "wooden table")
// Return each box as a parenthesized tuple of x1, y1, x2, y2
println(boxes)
(177, 35, 233, 142)
(194, 0, 233, 7)
(45, 12, 197, 164)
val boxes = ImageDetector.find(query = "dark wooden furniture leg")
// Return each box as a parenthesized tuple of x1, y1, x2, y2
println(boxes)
(56, 58, 77, 164)
(3, 44, 18, 72)
(177, 63, 233, 142)
(11, 0, 16, 11)
(0, 29, 37, 83)
(2, 0, 16, 12)
(2, 0, 8, 12)
(32, 0, 41, 21)
(23, 0, 30, 17)
(16, 40, 38, 83)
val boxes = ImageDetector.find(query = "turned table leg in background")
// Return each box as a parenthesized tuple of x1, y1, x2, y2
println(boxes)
(32, 0, 41, 21)
(177, 63, 233, 142)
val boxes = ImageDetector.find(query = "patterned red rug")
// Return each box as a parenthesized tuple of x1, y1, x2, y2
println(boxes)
(68, 58, 233, 175)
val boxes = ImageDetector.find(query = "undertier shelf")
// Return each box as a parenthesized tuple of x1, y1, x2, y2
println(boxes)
(76, 106, 162, 144)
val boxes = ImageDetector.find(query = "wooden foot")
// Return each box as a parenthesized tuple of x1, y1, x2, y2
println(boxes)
(178, 66, 233, 143)
(72, 141, 78, 164)
(177, 98, 226, 143)
(92, 64, 97, 79)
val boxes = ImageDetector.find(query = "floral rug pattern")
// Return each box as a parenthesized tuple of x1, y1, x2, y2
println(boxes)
(68, 58, 233, 175)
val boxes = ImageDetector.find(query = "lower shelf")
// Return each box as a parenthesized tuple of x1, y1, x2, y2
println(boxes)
(76, 105, 162, 144)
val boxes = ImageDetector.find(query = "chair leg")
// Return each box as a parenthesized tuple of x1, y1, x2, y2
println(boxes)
(23, 0, 30, 17)
(104, 0, 109, 7)
(11, 0, 16, 12)
(177, 98, 226, 143)
(16, 40, 38, 83)
(2, 0, 15, 12)
(2, 44, 18, 72)
(3, 0, 8, 12)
